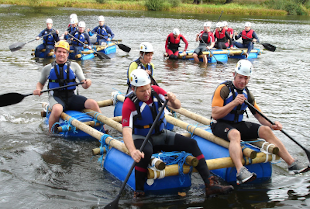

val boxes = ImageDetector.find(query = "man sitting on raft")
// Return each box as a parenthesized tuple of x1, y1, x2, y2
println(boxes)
(210, 59, 310, 185)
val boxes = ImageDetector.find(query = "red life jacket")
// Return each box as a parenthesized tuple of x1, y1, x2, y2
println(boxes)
(215, 28, 226, 42)
(167, 33, 181, 50)
(199, 31, 213, 44)
(227, 28, 234, 36)
(242, 29, 253, 40)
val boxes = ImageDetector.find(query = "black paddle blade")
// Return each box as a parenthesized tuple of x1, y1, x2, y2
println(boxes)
(0, 93, 26, 107)
(117, 44, 131, 53)
(261, 43, 276, 52)
(104, 196, 120, 209)
(95, 52, 111, 59)
(9, 42, 26, 52)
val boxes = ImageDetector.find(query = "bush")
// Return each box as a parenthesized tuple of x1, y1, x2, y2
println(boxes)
(96, 0, 107, 3)
(145, 0, 165, 11)
(170, 0, 181, 7)
(264, 0, 306, 15)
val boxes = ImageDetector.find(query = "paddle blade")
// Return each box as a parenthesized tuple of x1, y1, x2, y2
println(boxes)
(0, 93, 26, 107)
(104, 196, 120, 209)
(9, 42, 26, 52)
(95, 52, 111, 59)
(117, 44, 131, 53)
(261, 43, 276, 52)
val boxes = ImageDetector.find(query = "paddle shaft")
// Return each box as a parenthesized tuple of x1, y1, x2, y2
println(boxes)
(105, 99, 169, 209)
(244, 100, 310, 157)
(68, 33, 88, 47)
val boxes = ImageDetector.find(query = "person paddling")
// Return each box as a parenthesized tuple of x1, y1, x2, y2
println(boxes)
(164, 28, 188, 60)
(64, 18, 78, 43)
(233, 22, 259, 58)
(210, 59, 310, 185)
(122, 69, 234, 198)
(34, 18, 59, 58)
(214, 22, 233, 50)
(88, 15, 114, 45)
(126, 42, 155, 93)
(193, 22, 215, 65)
(70, 21, 92, 58)
(33, 40, 101, 132)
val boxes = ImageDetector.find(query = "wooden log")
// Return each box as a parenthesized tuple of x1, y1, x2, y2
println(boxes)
(147, 152, 280, 179)
(250, 140, 279, 155)
(57, 121, 101, 132)
(168, 106, 211, 125)
(83, 110, 199, 167)
(92, 147, 106, 155)
(97, 99, 114, 108)
(165, 115, 257, 159)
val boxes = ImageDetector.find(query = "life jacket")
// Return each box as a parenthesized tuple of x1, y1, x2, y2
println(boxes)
(67, 25, 77, 34)
(126, 88, 166, 136)
(127, 59, 154, 86)
(96, 25, 109, 40)
(227, 28, 234, 36)
(213, 81, 252, 123)
(48, 61, 76, 91)
(167, 33, 181, 50)
(199, 31, 212, 44)
(43, 29, 56, 45)
(242, 29, 254, 44)
(72, 31, 87, 46)
(215, 28, 226, 42)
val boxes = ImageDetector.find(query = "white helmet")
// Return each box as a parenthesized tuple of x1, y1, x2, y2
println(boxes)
(222, 21, 228, 26)
(70, 18, 78, 25)
(129, 68, 151, 87)
(216, 22, 222, 28)
(78, 21, 86, 28)
(98, 15, 105, 22)
(245, 22, 251, 27)
(173, 28, 180, 36)
(235, 60, 253, 76)
(70, 14, 77, 19)
(46, 18, 53, 24)
(203, 22, 211, 27)
(139, 42, 154, 53)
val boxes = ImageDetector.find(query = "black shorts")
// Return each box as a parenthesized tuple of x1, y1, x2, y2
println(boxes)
(211, 120, 261, 141)
(52, 94, 88, 111)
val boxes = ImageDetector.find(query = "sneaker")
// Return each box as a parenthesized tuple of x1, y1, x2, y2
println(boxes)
(236, 166, 257, 185)
(288, 160, 310, 174)
(205, 176, 234, 196)
(133, 190, 145, 199)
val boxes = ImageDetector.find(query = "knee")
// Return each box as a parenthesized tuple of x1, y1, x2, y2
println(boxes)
(85, 99, 99, 109)
(259, 125, 273, 137)
(51, 104, 63, 116)
(228, 129, 241, 143)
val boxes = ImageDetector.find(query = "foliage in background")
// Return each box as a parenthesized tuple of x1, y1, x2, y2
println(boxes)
(264, 0, 309, 15)
(95, 0, 107, 3)
(145, 0, 165, 11)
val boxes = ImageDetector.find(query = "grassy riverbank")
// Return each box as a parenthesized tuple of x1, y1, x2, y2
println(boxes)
(0, 0, 308, 16)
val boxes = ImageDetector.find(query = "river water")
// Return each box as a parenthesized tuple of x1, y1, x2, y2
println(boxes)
(1, 4, 310, 209)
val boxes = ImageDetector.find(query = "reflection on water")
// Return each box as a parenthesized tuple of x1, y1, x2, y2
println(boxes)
(0, 4, 310, 209)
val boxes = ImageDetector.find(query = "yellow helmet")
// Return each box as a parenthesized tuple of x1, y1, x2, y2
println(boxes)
(55, 40, 70, 51)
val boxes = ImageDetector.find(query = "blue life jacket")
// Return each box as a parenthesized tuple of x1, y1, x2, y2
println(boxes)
(43, 29, 56, 45)
(96, 25, 109, 40)
(214, 81, 251, 123)
(127, 59, 154, 86)
(126, 88, 166, 136)
(72, 32, 87, 46)
(48, 61, 76, 91)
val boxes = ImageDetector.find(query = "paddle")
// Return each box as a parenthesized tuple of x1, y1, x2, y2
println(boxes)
(68, 33, 111, 59)
(104, 98, 169, 209)
(9, 32, 55, 52)
(91, 30, 131, 53)
(240, 34, 276, 52)
(244, 100, 310, 162)
(0, 82, 84, 107)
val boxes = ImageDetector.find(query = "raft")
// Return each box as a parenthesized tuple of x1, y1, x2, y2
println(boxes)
(68, 42, 117, 61)
(31, 48, 55, 59)
(40, 93, 279, 192)
(177, 48, 261, 63)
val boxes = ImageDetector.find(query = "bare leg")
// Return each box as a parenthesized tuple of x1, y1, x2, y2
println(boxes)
(85, 99, 101, 113)
(227, 129, 244, 173)
(259, 126, 295, 166)
(193, 53, 200, 63)
(49, 104, 63, 132)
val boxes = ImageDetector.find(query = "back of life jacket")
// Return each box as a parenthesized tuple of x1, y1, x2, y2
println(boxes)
(126, 87, 166, 136)
(48, 61, 77, 91)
